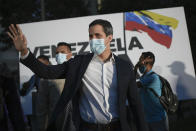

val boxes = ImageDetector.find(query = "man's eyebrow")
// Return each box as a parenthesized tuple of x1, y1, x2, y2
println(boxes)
(95, 33, 101, 35)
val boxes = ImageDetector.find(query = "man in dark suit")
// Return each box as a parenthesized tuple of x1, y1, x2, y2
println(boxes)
(7, 19, 148, 131)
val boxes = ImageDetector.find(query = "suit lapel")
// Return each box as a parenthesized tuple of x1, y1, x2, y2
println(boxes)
(114, 54, 131, 106)
(114, 55, 124, 104)
(78, 53, 94, 79)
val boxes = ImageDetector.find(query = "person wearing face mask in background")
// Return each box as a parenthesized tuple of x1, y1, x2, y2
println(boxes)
(36, 42, 72, 131)
(8, 19, 148, 131)
(134, 52, 169, 131)
(55, 42, 72, 64)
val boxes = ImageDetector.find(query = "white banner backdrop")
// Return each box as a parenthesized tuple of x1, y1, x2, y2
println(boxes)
(124, 7, 196, 100)
(19, 7, 195, 114)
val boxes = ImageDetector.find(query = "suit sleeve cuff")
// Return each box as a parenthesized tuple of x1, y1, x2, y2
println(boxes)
(20, 49, 30, 60)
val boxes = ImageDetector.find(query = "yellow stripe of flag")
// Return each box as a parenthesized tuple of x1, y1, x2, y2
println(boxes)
(139, 10, 179, 29)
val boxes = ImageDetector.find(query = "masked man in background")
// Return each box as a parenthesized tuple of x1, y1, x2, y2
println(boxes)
(134, 52, 169, 131)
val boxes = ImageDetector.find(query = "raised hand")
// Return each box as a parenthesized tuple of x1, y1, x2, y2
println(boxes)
(7, 24, 28, 56)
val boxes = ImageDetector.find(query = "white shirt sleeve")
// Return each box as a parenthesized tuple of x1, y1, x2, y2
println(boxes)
(20, 50, 30, 60)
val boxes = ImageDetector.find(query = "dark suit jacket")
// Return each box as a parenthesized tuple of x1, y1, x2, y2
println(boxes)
(21, 51, 148, 131)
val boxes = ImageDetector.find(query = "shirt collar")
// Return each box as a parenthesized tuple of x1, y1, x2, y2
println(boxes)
(92, 53, 115, 63)
(143, 69, 153, 77)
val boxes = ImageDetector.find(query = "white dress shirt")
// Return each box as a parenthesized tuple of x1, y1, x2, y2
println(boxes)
(79, 54, 119, 124)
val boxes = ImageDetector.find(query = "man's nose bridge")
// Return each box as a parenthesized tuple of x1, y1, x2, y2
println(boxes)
(92, 35, 97, 39)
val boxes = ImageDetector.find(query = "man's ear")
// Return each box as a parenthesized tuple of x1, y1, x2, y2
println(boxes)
(106, 34, 113, 47)
(67, 53, 72, 60)
(108, 34, 113, 42)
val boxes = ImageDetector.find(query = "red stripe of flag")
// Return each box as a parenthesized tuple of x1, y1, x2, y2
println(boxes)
(125, 21, 172, 48)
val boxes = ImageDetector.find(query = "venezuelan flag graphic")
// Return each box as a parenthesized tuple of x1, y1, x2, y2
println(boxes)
(125, 11, 179, 48)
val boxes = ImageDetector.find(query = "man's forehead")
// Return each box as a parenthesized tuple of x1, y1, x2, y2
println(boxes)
(89, 24, 104, 31)
(57, 45, 68, 50)
(56, 45, 71, 53)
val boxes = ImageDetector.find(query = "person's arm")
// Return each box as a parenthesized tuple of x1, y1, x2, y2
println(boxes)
(134, 61, 142, 80)
(20, 51, 69, 79)
(34, 75, 40, 90)
(20, 75, 36, 96)
(7, 24, 69, 79)
(127, 71, 149, 131)
(133, 62, 140, 76)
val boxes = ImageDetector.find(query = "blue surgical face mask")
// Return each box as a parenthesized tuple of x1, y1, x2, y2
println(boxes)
(89, 39, 106, 55)
(56, 53, 68, 64)
(139, 65, 146, 74)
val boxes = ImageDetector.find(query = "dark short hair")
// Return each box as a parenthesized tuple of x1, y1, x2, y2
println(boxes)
(89, 19, 113, 36)
(37, 55, 49, 62)
(57, 42, 71, 51)
(142, 51, 155, 65)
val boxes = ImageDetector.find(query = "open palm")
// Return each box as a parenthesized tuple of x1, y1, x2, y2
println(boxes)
(7, 24, 27, 52)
